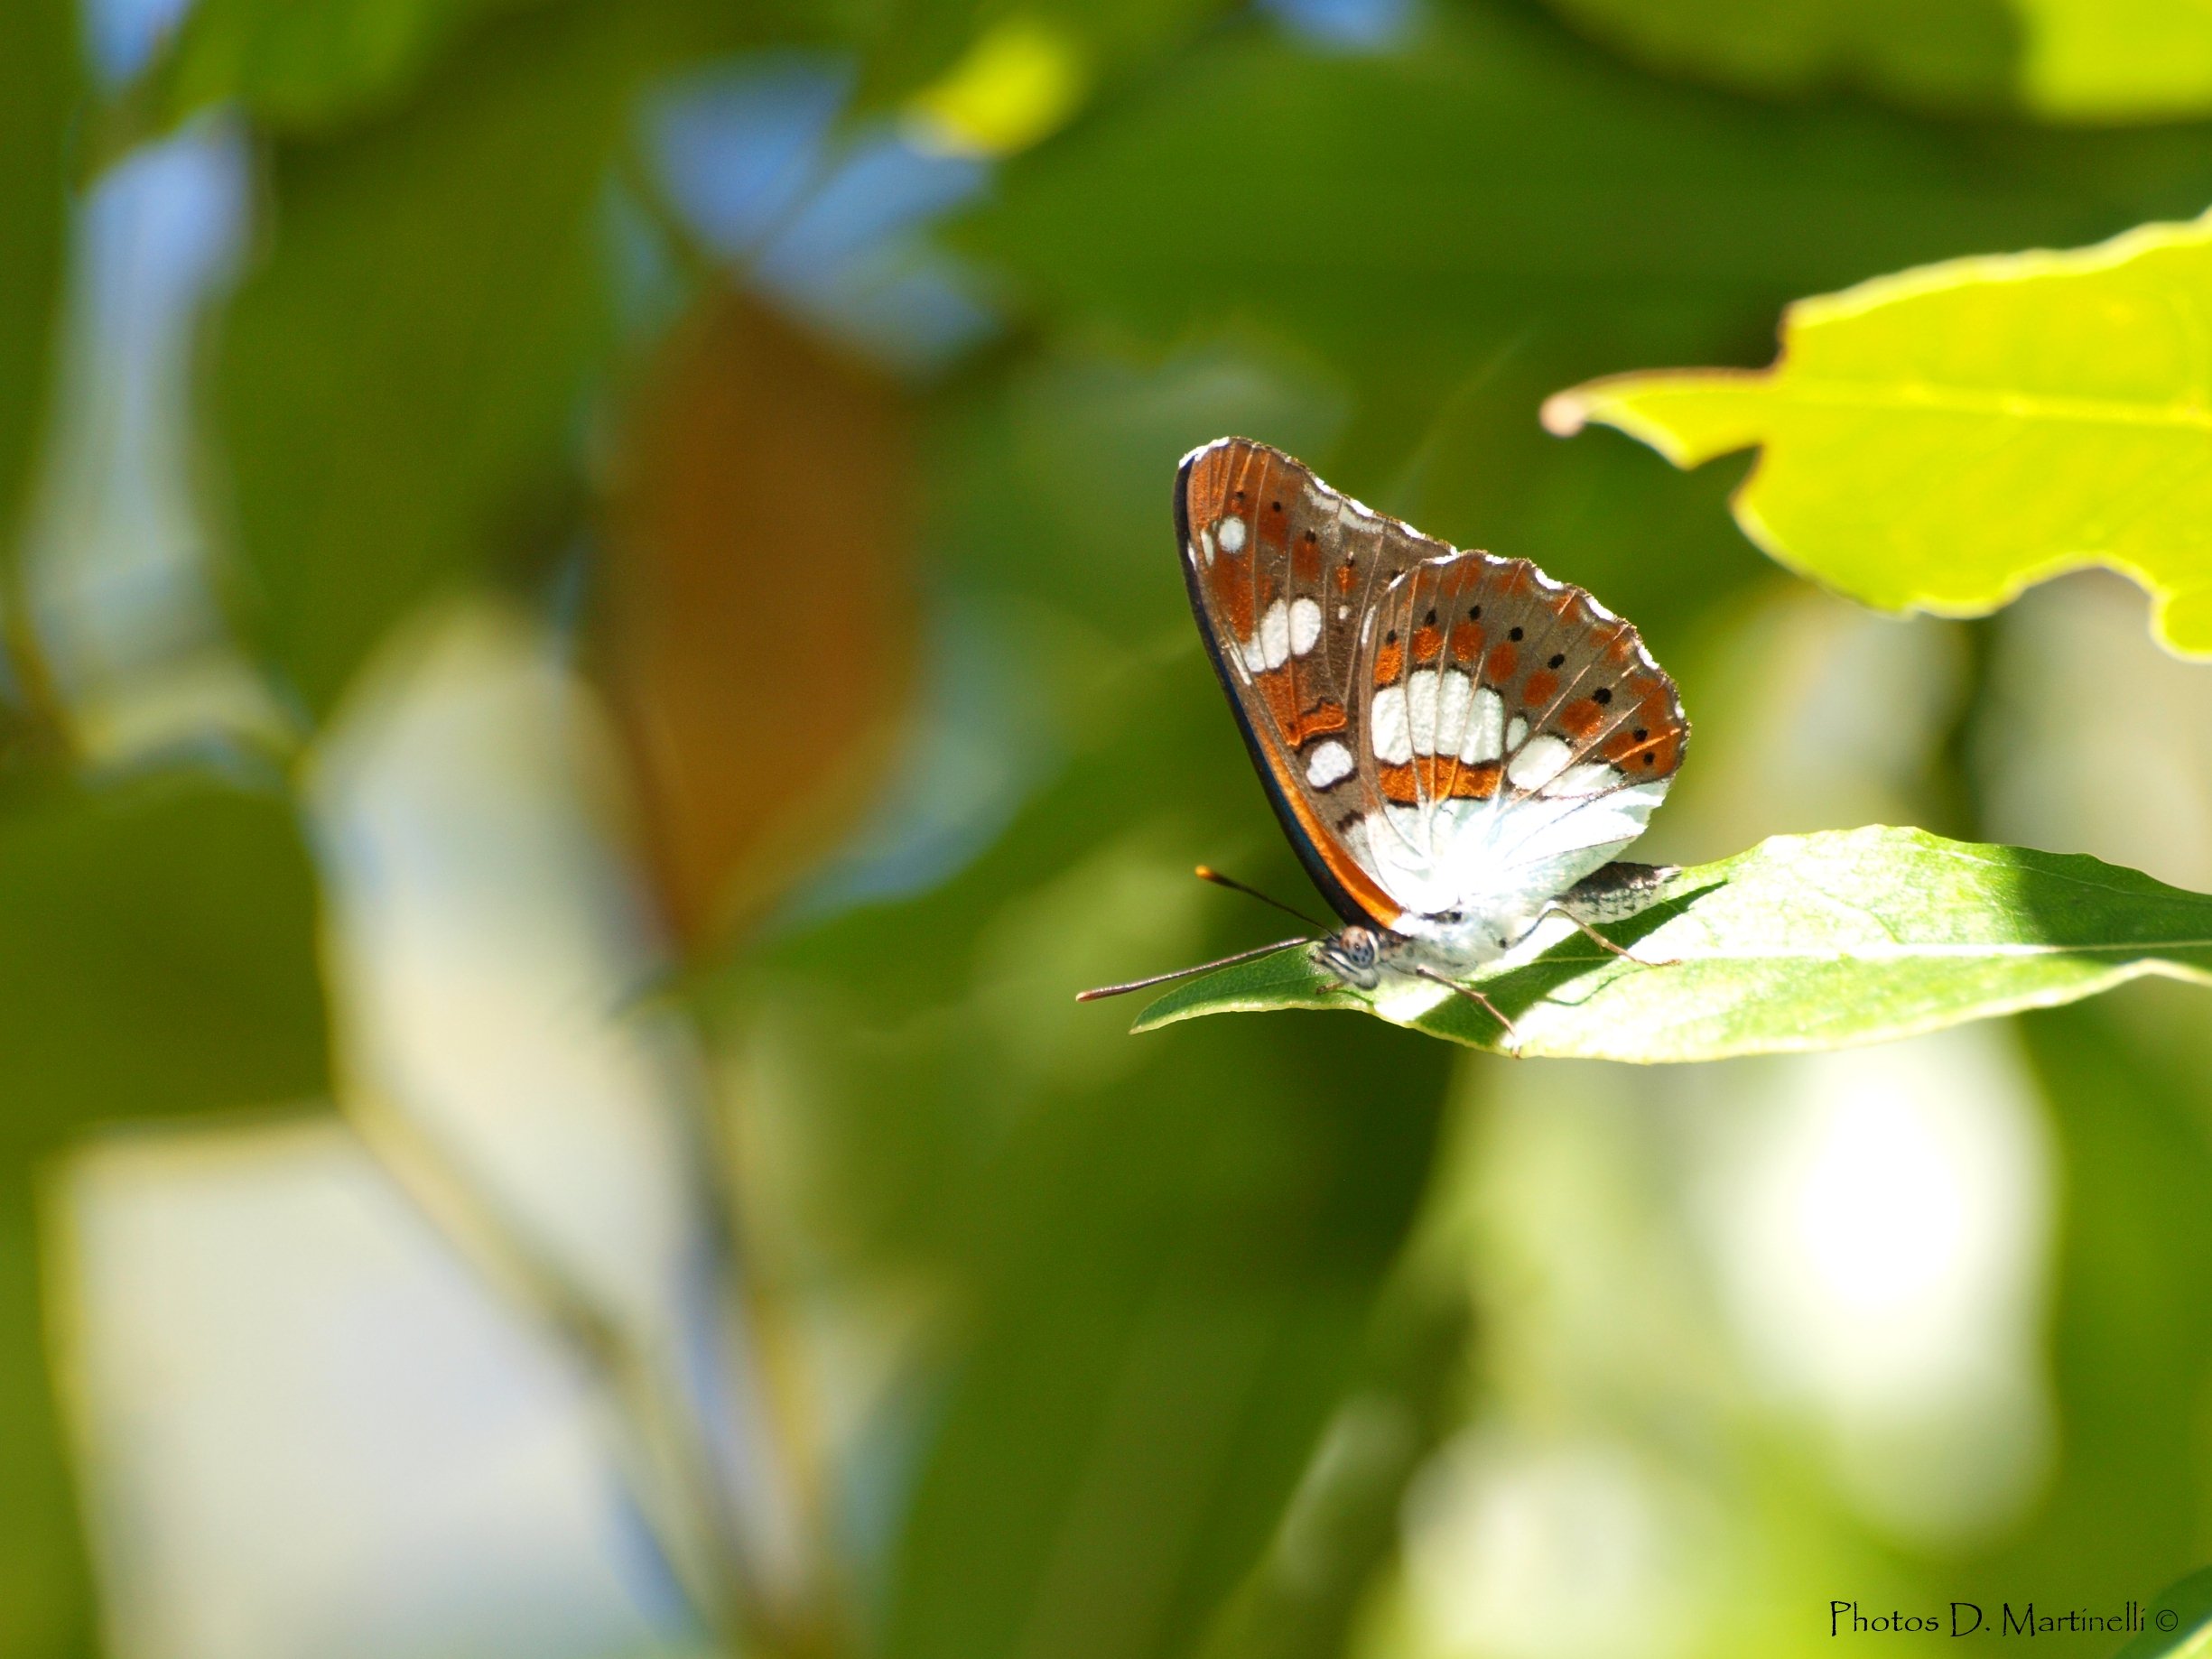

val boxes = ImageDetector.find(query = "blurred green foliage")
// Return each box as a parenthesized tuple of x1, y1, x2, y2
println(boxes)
(9, 1, 2212, 1658)
(1, 0, 77, 575)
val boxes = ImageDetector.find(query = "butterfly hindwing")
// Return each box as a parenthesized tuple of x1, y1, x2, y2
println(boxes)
(1351, 551, 1687, 917)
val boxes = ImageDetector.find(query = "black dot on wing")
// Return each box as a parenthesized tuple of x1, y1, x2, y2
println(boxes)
(1424, 607, 1436, 626)
(1641, 755, 1654, 766)
(1633, 727, 1648, 740)
(1509, 626, 1524, 641)
(1594, 687, 1613, 705)
(1386, 629, 1398, 643)
(1304, 529, 1317, 542)
(1467, 605, 1482, 620)
(1270, 500, 1282, 512)
(1547, 653, 1566, 669)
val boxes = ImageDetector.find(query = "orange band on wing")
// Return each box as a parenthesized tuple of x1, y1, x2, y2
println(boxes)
(1254, 742, 1404, 929)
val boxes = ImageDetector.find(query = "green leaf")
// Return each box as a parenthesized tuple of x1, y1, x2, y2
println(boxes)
(2002, 1003, 2212, 1646)
(1546, 212, 2212, 659)
(2117, 1564, 2212, 1656)
(209, 0, 658, 718)
(0, 1185, 92, 1659)
(878, 1006, 1446, 1659)
(0, 0, 76, 552)
(0, 771, 328, 1659)
(1129, 827, 2212, 1062)
(0, 773, 329, 1151)
(2017, 0, 2212, 122)
(144, 0, 533, 130)
(1540, 0, 2212, 121)
(1540, 0, 2021, 113)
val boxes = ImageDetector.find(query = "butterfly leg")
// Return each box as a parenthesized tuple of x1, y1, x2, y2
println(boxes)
(1536, 905, 1680, 969)
(1410, 967, 1520, 1046)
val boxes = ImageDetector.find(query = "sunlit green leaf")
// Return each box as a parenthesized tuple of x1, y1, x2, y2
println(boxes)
(1546, 213, 2212, 660)
(2018, 0, 2212, 122)
(1129, 827, 2212, 1061)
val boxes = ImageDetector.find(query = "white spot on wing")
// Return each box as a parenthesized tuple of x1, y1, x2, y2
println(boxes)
(1547, 761, 1620, 797)
(1460, 687, 1505, 762)
(1407, 669, 1441, 754)
(1306, 740, 1355, 788)
(1371, 684, 1412, 765)
(1259, 600, 1292, 669)
(1436, 671, 1473, 755)
(1218, 515, 1247, 553)
(1506, 715, 1529, 751)
(1200, 529, 1215, 566)
(1507, 734, 1574, 791)
(1289, 598, 1324, 656)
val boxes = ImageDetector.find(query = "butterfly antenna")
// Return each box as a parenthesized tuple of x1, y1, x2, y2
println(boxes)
(1076, 935, 1314, 1002)
(1193, 865, 1329, 929)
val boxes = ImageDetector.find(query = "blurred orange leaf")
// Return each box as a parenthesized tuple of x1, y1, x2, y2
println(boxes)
(599, 293, 918, 946)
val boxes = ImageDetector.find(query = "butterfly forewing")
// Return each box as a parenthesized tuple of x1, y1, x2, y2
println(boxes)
(1176, 438, 1435, 929)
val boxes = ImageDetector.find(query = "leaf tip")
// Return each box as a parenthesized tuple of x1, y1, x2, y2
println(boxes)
(1538, 390, 1590, 437)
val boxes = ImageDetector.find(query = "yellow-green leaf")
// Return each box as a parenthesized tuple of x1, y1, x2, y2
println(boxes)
(2018, 0, 2212, 120)
(1544, 213, 2212, 659)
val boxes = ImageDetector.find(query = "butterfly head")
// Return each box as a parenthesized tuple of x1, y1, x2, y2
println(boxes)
(1314, 924, 1388, 988)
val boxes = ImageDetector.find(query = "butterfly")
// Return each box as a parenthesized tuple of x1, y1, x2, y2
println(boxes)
(1082, 437, 1688, 1033)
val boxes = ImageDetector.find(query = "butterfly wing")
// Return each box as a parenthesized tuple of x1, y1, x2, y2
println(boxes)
(1176, 438, 1436, 929)
(1350, 550, 1688, 922)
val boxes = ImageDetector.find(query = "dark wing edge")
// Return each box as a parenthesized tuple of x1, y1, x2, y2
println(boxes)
(1174, 439, 1399, 931)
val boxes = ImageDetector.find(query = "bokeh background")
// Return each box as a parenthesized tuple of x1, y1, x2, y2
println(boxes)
(10, 1, 2212, 1656)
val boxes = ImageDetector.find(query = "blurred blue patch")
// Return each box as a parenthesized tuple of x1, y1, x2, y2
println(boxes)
(82, 0, 194, 83)
(642, 58, 998, 375)
(1258, 0, 1416, 53)
(29, 120, 263, 769)
(779, 591, 1055, 930)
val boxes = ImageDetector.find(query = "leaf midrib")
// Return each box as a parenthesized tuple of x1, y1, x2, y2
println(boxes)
(1754, 374, 2212, 432)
